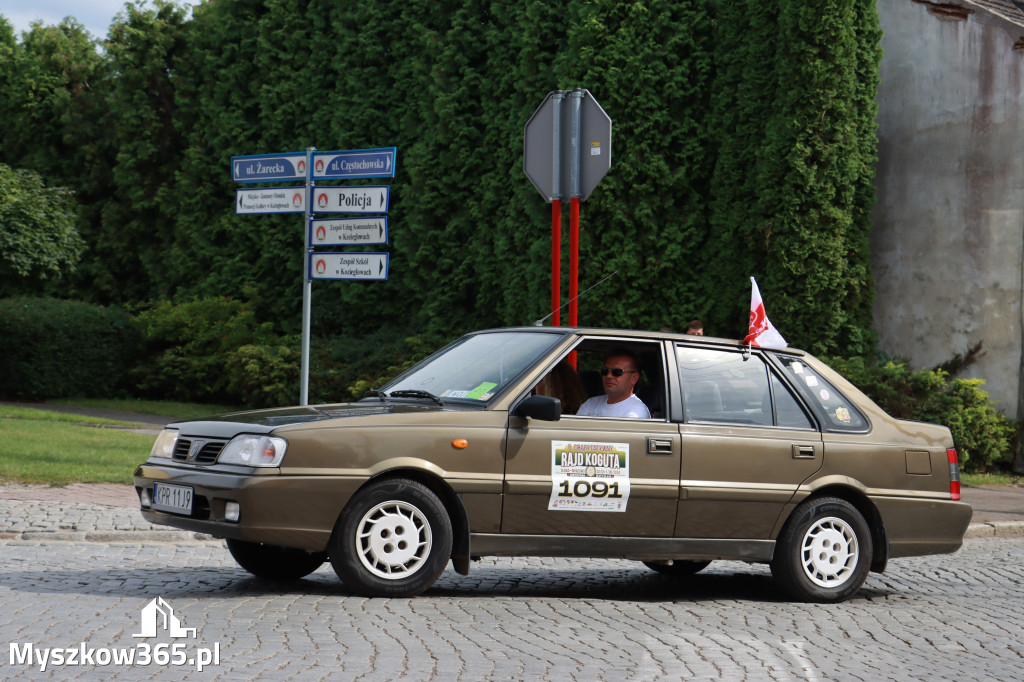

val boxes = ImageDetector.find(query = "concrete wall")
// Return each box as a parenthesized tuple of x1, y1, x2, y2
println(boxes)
(872, 0, 1024, 418)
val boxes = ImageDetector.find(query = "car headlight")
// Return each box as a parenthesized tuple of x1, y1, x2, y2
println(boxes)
(150, 429, 178, 458)
(217, 435, 287, 467)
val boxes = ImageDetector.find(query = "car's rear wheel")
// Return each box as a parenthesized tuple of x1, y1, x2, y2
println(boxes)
(330, 478, 453, 597)
(642, 560, 711, 576)
(770, 497, 872, 603)
(226, 539, 327, 580)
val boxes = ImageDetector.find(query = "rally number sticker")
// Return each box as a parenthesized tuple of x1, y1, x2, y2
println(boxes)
(548, 441, 630, 512)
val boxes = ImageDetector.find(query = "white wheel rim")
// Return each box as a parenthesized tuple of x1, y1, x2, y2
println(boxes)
(800, 516, 859, 588)
(355, 500, 432, 580)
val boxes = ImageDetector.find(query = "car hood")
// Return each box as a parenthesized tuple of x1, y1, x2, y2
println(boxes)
(167, 402, 467, 439)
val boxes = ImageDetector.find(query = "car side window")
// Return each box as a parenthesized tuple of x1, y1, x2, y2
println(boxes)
(774, 356, 868, 431)
(677, 346, 772, 425)
(770, 373, 815, 429)
(676, 346, 815, 429)
(545, 339, 666, 419)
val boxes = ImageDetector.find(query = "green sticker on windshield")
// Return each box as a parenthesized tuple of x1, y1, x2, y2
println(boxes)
(465, 382, 498, 400)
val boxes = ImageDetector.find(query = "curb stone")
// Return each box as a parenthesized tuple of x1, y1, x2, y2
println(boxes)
(963, 521, 1024, 539)
(9, 530, 218, 542)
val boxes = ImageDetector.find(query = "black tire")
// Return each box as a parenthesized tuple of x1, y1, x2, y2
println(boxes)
(226, 539, 327, 581)
(770, 497, 872, 603)
(330, 478, 453, 597)
(642, 560, 711, 576)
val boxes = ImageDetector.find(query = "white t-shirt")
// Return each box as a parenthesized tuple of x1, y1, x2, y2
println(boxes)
(576, 394, 651, 419)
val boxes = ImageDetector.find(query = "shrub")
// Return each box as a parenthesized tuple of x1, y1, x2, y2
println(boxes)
(309, 332, 446, 404)
(130, 293, 280, 405)
(225, 342, 301, 408)
(823, 356, 1017, 472)
(0, 297, 137, 400)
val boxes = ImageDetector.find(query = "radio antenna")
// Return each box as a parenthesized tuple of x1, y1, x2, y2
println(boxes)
(532, 271, 618, 326)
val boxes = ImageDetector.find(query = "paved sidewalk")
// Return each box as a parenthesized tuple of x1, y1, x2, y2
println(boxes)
(0, 482, 215, 543)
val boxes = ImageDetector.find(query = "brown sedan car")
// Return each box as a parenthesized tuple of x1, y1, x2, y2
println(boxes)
(135, 327, 971, 602)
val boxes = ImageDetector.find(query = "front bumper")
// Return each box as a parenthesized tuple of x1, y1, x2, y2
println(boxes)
(134, 462, 364, 552)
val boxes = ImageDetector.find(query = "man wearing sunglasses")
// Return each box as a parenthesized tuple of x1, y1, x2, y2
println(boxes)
(576, 349, 651, 419)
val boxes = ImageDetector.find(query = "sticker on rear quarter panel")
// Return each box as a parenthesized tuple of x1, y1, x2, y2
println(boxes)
(548, 441, 630, 512)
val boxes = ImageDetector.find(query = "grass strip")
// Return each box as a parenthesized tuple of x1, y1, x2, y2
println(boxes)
(52, 398, 236, 421)
(0, 405, 140, 426)
(0, 417, 153, 485)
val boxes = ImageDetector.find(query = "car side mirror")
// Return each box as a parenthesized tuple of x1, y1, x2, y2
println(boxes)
(513, 395, 561, 421)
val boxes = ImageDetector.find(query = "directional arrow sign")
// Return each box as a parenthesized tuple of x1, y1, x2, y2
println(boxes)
(236, 187, 306, 214)
(231, 152, 307, 183)
(313, 147, 397, 179)
(310, 252, 389, 281)
(310, 217, 388, 246)
(311, 186, 390, 214)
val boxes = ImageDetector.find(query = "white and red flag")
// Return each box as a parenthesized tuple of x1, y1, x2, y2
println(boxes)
(744, 276, 787, 349)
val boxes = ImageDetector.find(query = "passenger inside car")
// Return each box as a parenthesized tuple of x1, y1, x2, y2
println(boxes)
(534, 360, 588, 414)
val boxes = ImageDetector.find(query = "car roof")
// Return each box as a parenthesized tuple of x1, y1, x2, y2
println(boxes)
(466, 326, 809, 358)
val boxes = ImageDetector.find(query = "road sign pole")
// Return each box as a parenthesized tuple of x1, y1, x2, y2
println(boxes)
(568, 89, 583, 330)
(551, 199, 561, 326)
(300, 146, 315, 406)
(569, 89, 582, 198)
(569, 197, 580, 328)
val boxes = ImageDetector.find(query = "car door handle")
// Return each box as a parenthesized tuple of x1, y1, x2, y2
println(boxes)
(792, 444, 816, 459)
(647, 437, 674, 455)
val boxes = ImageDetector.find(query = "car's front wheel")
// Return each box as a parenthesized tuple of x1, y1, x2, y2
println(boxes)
(226, 539, 327, 580)
(770, 497, 872, 603)
(330, 478, 453, 597)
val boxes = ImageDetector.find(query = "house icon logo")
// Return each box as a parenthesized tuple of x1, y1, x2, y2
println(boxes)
(133, 597, 197, 639)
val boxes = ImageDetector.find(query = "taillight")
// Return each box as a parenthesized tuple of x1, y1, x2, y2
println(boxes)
(947, 448, 961, 501)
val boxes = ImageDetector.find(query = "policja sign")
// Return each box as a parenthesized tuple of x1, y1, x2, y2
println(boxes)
(312, 186, 391, 214)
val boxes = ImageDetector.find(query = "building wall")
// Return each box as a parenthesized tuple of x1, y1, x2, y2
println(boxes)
(872, 0, 1024, 418)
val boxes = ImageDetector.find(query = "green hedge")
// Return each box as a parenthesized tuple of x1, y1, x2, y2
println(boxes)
(0, 297, 137, 400)
(823, 356, 1017, 472)
(126, 296, 444, 409)
(0, 292, 445, 410)
(129, 293, 294, 407)
(310, 331, 446, 405)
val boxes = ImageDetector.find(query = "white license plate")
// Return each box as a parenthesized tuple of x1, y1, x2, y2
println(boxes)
(153, 483, 194, 514)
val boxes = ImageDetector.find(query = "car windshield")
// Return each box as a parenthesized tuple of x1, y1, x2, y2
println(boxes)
(382, 331, 564, 403)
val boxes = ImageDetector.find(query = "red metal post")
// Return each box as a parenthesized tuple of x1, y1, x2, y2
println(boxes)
(551, 199, 561, 326)
(569, 197, 580, 327)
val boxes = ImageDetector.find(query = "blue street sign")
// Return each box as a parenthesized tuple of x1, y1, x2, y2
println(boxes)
(231, 152, 307, 183)
(310, 252, 390, 281)
(311, 186, 390, 214)
(310, 217, 389, 246)
(235, 187, 306, 214)
(313, 147, 397, 180)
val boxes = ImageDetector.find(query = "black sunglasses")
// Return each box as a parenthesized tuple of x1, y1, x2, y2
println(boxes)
(600, 367, 637, 377)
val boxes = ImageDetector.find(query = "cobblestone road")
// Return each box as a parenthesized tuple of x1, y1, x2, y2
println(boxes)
(1, 537, 1022, 680)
